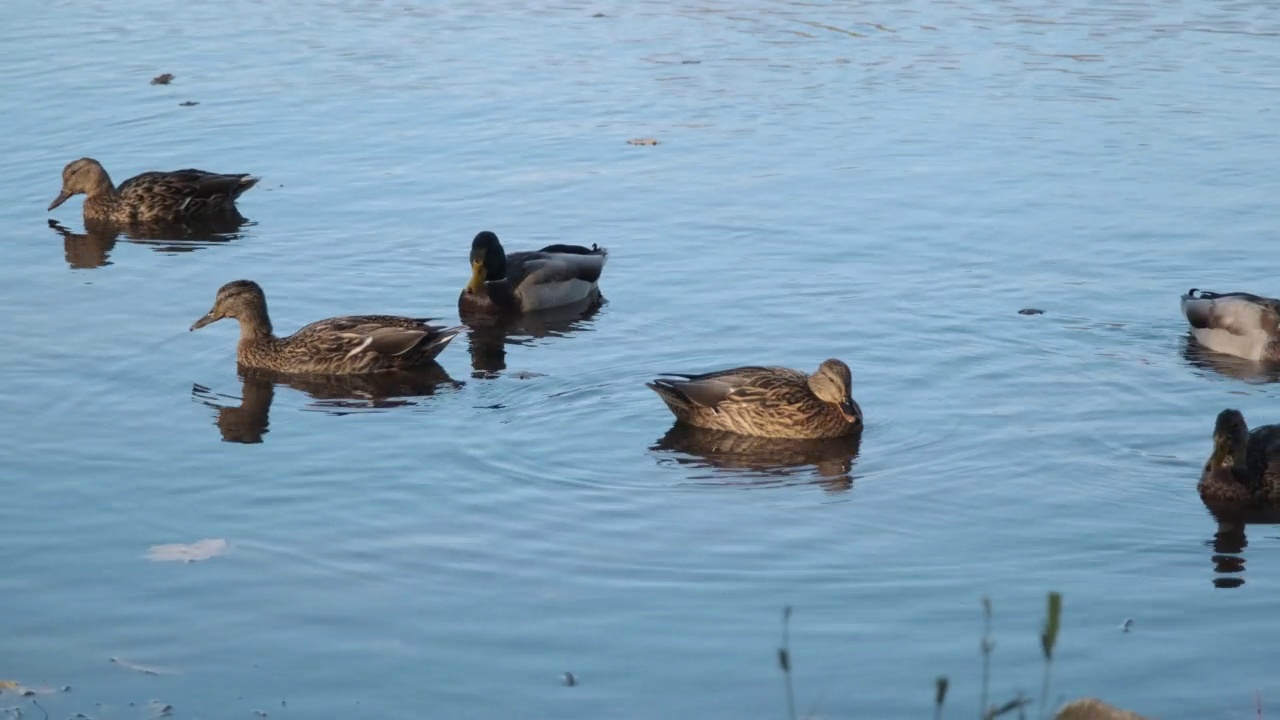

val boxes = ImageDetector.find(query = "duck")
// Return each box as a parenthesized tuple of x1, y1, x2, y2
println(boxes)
(190, 280, 463, 374)
(646, 359, 862, 439)
(1199, 408, 1280, 505)
(48, 158, 258, 226)
(459, 231, 608, 315)
(1181, 288, 1280, 362)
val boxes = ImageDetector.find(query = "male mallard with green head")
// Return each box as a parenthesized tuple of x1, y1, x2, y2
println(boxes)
(647, 359, 862, 439)
(1181, 289, 1280, 362)
(49, 158, 258, 226)
(1199, 408, 1280, 505)
(459, 231, 608, 315)
(191, 280, 462, 375)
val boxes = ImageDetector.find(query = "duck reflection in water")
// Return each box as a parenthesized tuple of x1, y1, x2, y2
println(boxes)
(651, 424, 862, 494)
(1181, 333, 1280, 384)
(460, 291, 604, 377)
(192, 364, 460, 444)
(48, 217, 247, 270)
(1202, 504, 1280, 589)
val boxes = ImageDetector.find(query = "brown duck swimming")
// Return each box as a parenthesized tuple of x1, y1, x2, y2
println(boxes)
(459, 231, 608, 315)
(1199, 408, 1280, 505)
(647, 359, 862, 439)
(190, 280, 462, 374)
(49, 158, 258, 226)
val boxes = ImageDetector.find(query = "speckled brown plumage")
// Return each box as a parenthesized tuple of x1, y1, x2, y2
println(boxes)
(49, 158, 258, 226)
(190, 280, 463, 375)
(1199, 408, 1280, 506)
(647, 359, 862, 439)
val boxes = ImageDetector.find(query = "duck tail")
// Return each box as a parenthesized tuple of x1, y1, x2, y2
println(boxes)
(233, 175, 261, 198)
(647, 378, 695, 414)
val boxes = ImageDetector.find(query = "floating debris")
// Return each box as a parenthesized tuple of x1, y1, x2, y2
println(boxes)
(627, 138, 659, 146)
(592, 12, 605, 17)
(561, 672, 577, 687)
(0, 681, 51, 697)
(151, 73, 174, 85)
(109, 657, 175, 676)
(681, 60, 701, 64)
(179, 101, 199, 107)
(1120, 618, 1133, 632)
(1018, 308, 1045, 315)
(146, 538, 228, 562)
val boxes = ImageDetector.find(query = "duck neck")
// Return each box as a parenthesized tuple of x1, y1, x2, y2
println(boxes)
(484, 280, 519, 310)
(82, 172, 121, 216)
(235, 306, 275, 344)
(85, 169, 119, 202)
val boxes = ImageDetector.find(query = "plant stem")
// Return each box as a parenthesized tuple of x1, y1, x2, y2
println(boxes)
(1038, 658, 1052, 720)
(779, 606, 796, 720)
(981, 596, 992, 719)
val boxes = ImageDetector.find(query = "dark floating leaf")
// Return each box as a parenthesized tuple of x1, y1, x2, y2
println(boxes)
(179, 101, 199, 107)
(592, 12, 605, 17)
(1018, 308, 1044, 315)
(151, 73, 174, 85)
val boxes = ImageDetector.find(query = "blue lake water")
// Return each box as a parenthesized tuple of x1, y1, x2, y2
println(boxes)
(2, 0, 1279, 717)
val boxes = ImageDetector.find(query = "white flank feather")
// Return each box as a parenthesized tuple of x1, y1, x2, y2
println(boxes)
(519, 279, 596, 311)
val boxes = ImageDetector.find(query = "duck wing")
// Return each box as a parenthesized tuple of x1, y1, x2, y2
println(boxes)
(291, 316, 463, 358)
(507, 244, 609, 288)
(120, 169, 260, 202)
(649, 366, 803, 409)
(499, 244, 608, 311)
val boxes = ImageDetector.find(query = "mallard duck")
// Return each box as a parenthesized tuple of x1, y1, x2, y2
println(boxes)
(190, 280, 463, 374)
(459, 231, 608, 315)
(49, 158, 258, 226)
(1181, 288, 1280, 362)
(1199, 408, 1280, 505)
(646, 359, 862, 439)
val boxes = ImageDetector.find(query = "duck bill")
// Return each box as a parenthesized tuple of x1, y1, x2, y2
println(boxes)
(1208, 438, 1228, 468)
(48, 191, 72, 211)
(190, 312, 220, 331)
(465, 260, 486, 294)
(839, 399, 862, 423)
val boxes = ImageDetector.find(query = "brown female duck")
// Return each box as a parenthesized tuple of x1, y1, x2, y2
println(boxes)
(190, 280, 462, 374)
(1199, 408, 1280, 505)
(459, 231, 608, 315)
(646, 359, 862, 439)
(49, 158, 258, 226)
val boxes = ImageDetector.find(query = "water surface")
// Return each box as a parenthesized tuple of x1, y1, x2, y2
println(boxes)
(2, 0, 1279, 717)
